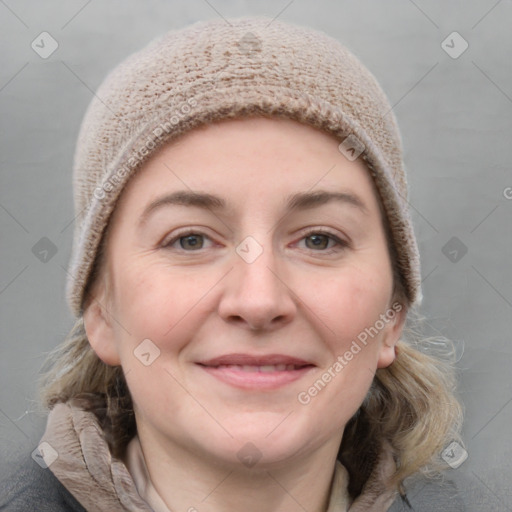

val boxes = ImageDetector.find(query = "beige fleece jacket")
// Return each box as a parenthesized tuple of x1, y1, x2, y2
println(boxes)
(39, 402, 399, 511)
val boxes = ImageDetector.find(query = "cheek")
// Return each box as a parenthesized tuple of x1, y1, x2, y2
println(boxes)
(111, 265, 211, 418)
(294, 269, 391, 431)
(309, 264, 392, 348)
(111, 261, 219, 352)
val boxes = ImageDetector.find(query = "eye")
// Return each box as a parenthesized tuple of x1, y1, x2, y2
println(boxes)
(162, 231, 213, 251)
(162, 229, 348, 254)
(298, 230, 349, 253)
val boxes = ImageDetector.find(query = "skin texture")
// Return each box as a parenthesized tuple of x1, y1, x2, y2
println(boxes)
(84, 117, 406, 512)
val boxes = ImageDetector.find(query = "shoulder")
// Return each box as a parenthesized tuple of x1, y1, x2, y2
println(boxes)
(0, 448, 86, 512)
(388, 474, 465, 512)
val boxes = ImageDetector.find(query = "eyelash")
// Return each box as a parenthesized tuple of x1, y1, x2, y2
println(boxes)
(162, 228, 349, 255)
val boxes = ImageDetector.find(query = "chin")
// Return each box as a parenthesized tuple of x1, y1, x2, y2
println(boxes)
(203, 416, 318, 469)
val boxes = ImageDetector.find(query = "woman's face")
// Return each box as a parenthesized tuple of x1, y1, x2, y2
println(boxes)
(85, 117, 406, 469)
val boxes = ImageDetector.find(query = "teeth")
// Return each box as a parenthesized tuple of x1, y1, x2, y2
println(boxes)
(215, 364, 302, 372)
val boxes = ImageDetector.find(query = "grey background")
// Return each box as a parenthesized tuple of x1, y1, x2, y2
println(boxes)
(1, 0, 511, 509)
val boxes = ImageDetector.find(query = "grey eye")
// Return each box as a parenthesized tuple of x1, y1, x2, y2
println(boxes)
(305, 234, 331, 250)
(179, 234, 204, 250)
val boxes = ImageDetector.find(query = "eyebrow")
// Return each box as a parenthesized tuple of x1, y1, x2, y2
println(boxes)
(138, 189, 369, 226)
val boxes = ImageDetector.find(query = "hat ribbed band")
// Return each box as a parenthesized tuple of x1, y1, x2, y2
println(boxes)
(66, 16, 422, 317)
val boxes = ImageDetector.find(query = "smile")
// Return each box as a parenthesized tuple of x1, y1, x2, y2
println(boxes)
(196, 354, 316, 390)
(210, 364, 306, 372)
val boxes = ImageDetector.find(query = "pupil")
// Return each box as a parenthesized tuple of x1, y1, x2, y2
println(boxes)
(308, 234, 328, 249)
(182, 235, 202, 249)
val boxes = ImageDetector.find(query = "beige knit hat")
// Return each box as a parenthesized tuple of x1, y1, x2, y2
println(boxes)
(67, 15, 422, 317)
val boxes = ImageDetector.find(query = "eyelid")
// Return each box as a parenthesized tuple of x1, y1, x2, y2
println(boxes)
(298, 226, 348, 241)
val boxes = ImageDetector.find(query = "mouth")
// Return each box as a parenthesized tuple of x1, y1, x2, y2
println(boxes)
(196, 354, 316, 390)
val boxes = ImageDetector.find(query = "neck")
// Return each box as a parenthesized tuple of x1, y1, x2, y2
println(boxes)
(135, 424, 346, 512)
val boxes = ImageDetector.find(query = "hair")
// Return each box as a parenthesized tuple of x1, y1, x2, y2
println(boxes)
(39, 151, 463, 503)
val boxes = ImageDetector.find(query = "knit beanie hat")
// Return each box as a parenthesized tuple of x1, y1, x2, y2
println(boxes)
(67, 15, 422, 317)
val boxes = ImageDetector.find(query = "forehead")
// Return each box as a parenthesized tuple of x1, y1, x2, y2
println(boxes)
(112, 116, 382, 222)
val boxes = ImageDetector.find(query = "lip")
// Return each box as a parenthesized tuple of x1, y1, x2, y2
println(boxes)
(196, 353, 316, 390)
(199, 353, 313, 367)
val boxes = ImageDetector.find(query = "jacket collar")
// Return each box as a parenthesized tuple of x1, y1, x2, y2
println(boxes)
(39, 402, 398, 511)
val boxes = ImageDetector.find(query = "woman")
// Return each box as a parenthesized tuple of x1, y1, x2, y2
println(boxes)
(2, 16, 463, 511)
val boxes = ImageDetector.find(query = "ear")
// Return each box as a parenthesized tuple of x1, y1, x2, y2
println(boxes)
(83, 281, 121, 366)
(377, 302, 407, 369)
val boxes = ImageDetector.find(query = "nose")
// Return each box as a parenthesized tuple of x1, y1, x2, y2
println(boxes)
(217, 241, 297, 331)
